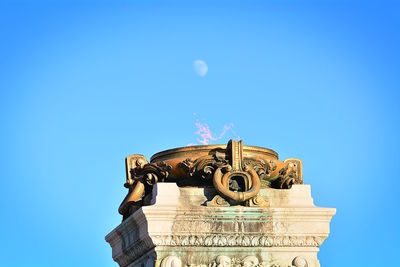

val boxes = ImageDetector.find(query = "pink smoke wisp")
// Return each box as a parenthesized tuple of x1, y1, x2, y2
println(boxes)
(190, 117, 240, 146)
(195, 121, 216, 145)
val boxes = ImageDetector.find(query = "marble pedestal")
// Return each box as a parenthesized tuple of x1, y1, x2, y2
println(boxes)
(106, 183, 335, 267)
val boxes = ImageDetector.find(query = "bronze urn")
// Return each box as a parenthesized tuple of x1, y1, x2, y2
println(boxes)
(119, 140, 303, 219)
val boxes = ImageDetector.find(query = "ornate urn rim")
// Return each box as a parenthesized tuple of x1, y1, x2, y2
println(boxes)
(150, 144, 279, 162)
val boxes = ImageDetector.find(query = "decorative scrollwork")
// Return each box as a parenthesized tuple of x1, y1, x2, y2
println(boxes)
(243, 159, 277, 180)
(243, 158, 303, 189)
(131, 160, 172, 185)
(179, 141, 303, 193)
(270, 159, 303, 189)
(179, 152, 228, 180)
(119, 154, 172, 218)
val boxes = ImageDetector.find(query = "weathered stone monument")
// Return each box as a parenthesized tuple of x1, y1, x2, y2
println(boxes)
(106, 140, 335, 267)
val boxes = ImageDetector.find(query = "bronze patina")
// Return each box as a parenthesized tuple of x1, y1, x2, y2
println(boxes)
(119, 140, 302, 219)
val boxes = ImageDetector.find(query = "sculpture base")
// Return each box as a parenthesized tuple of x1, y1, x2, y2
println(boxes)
(106, 184, 335, 267)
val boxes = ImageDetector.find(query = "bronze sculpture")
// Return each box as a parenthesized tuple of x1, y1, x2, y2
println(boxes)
(119, 139, 302, 218)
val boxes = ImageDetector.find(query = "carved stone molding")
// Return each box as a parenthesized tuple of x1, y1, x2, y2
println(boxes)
(152, 234, 324, 247)
(111, 235, 155, 267)
(106, 183, 335, 267)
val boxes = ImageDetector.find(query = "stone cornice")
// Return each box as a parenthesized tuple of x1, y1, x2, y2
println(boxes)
(107, 231, 327, 266)
(111, 235, 155, 267)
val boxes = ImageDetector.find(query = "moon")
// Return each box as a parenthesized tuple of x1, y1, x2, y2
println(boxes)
(193, 60, 208, 77)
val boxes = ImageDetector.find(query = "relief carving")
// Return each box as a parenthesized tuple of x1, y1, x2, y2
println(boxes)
(216, 255, 231, 267)
(183, 255, 303, 267)
(291, 256, 308, 267)
(242, 256, 259, 267)
(153, 234, 324, 247)
(161, 255, 182, 267)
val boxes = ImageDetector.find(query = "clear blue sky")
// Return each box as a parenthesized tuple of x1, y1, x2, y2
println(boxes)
(1, 1, 399, 266)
